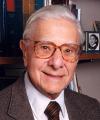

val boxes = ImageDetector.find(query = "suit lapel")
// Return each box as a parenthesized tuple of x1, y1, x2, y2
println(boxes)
(64, 89, 85, 120)
(7, 77, 34, 120)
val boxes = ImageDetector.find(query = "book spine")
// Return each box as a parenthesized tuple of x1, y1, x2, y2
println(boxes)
(35, 0, 44, 10)
(44, 0, 52, 6)
(0, 0, 7, 56)
(5, 0, 23, 56)
(22, 0, 35, 28)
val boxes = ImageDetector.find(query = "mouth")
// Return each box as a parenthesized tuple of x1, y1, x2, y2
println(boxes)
(43, 71, 64, 78)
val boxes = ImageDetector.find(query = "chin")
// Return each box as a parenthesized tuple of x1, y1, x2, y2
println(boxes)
(44, 87, 63, 97)
(45, 90, 61, 99)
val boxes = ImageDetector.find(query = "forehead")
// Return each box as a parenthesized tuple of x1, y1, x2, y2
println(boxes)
(31, 18, 80, 45)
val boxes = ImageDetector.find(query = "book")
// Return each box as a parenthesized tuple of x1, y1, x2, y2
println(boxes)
(22, 0, 35, 28)
(35, 0, 44, 10)
(44, 0, 52, 6)
(4, 0, 23, 56)
(51, 0, 69, 5)
(0, 0, 3, 44)
(93, 21, 100, 31)
(0, 0, 6, 56)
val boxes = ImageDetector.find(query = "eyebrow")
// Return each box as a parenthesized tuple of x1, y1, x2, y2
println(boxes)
(32, 40, 80, 46)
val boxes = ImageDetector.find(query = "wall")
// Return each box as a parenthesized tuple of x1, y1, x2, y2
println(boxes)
(76, 60, 100, 101)
(74, 0, 100, 31)
(70, 0, 100, 102)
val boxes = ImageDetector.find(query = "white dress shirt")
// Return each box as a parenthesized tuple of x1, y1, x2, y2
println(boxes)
(24, 72, 69, 120)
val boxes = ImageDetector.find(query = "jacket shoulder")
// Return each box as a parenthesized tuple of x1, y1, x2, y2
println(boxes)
(0, 84, 13, 107)
(65, 89, 100, 106)
(65, 89, 100, 118)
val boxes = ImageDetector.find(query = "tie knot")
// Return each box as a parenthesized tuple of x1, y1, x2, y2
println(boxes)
(44, 101, 61, 120)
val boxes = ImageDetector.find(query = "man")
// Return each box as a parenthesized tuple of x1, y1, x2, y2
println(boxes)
(0, 5, 100, 120)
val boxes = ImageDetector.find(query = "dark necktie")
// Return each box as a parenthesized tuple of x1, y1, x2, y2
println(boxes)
(44, 101, 61, 120)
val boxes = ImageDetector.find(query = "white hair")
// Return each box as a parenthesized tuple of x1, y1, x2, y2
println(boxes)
(23, 5, 84, 45)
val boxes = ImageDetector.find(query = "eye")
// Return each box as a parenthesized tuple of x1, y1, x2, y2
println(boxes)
(41, 45, 49, 49)
(65, 49, 71, 52)
(40, 45, 51, 51)
(64, 48, 73, 54)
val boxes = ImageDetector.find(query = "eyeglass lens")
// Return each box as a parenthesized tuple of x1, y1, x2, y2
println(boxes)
(33, 41, 80, 62)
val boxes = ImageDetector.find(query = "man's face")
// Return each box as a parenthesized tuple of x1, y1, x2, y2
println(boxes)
(89, 35, 96, 46)
(20, 18, 80, 99)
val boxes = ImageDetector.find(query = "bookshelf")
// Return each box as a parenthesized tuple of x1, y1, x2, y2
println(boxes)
(0, 57, 23, 65)
(0, 0, 100, 65)
(80, 53, 100, 60)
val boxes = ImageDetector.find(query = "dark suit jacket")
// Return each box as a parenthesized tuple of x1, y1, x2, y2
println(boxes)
(0, 77, 100, 120)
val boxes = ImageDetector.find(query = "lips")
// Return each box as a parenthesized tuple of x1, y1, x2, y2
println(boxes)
(43, 71, 64, 78)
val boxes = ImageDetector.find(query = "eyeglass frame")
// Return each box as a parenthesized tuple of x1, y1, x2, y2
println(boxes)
(24, 40, 81, 62)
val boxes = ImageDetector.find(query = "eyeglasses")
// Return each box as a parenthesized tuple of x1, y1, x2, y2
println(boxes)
(29, 41, 80, 62)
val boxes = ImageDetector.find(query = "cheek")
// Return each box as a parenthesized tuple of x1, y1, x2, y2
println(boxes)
(27, 57, 45, 75)
(65, 62, 77, 81)
(26, 55, 47, 82)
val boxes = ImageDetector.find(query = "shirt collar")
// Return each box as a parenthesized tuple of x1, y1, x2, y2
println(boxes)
(24, 72, 66, 118)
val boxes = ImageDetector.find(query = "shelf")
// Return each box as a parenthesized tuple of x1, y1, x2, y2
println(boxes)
(0, 57, 23, 65)
(80, 53, 100, 60)
(0, 53, 100, 64)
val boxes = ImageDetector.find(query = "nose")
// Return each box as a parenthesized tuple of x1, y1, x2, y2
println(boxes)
(48, 49, 64, 69)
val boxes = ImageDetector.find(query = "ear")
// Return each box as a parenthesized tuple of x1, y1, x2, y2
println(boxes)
(20, 39, 25, 51)
(20, 39, 26, 55)
(20, 39, 28, 67)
